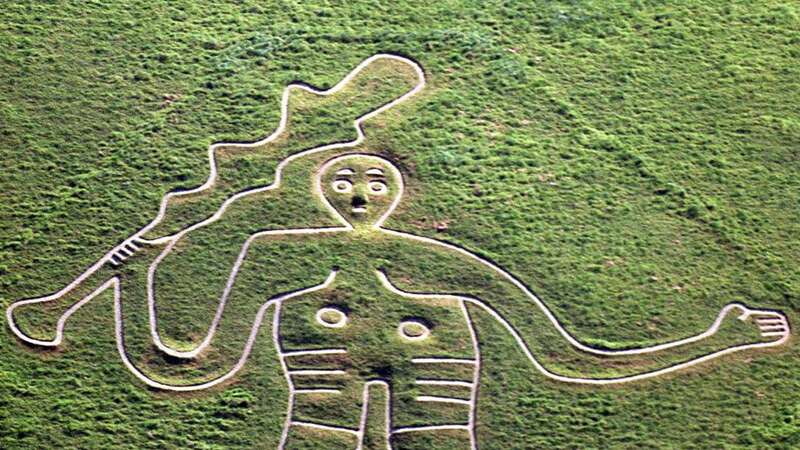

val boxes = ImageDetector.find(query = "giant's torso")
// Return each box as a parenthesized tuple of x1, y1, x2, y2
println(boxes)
(276, 268, 478, 430)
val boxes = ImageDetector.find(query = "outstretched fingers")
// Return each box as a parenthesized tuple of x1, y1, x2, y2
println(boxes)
(753, 314, 790, 340)
(733, 305, 791, 343)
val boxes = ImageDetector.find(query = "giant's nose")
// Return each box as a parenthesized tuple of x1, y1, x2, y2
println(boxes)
(352, 195, 367, 206)
(351, 194, 367, 213)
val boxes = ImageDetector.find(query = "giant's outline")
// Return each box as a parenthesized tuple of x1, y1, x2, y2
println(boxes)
(6, 55, 791, 449)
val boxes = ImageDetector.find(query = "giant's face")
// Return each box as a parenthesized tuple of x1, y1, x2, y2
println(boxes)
(319, 155, 402, 227)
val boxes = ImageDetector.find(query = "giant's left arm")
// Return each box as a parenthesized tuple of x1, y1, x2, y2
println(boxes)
(380, 231, 790, 384)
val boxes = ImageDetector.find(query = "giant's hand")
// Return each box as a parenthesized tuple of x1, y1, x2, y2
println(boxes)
(714, 303, 790, 346)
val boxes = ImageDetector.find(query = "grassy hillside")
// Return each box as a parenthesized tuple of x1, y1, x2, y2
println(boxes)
(1, 1, 799, 448)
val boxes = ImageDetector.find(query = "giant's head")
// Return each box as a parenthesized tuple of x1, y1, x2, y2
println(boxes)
(316, 154, 404, 229)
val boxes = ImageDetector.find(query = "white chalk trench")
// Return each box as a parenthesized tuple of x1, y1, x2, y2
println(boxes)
(6, 54, 791, 450)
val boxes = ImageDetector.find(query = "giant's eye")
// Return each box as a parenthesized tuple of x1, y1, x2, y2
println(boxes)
(369, 181, 388, 195)
(332, 180, 353, 193)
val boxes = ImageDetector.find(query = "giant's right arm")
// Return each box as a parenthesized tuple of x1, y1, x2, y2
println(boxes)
(6, 237, 142, 346)
(114, 270, 338, 392)
(113, 231, 341, 390)
(9, 231, 341, 390)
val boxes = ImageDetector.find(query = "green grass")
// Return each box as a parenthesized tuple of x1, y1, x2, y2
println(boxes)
(1, 1, 799, 448)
